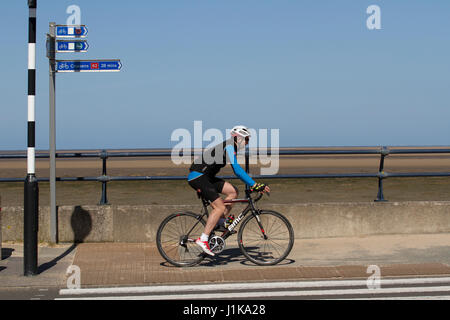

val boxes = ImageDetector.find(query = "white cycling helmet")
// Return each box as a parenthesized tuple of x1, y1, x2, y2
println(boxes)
(231, 125, 251, 138)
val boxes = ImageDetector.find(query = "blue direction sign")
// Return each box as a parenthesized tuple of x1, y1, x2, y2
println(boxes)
(56, 40, 89, 53)
(56, 60, 122, 73)
(56, 25, 88, 38)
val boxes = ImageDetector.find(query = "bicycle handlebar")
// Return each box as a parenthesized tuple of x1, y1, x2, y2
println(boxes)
(248, 190, 268, 202)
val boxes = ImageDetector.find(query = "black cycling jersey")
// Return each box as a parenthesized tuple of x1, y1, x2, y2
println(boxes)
(188, 138, 256, 192)
(189, 139, 235, 177)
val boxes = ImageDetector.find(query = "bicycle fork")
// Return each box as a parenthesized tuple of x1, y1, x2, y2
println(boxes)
(253, 210, 269, 240)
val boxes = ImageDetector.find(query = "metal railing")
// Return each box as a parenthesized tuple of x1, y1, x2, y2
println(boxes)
(1, 146, 450, 204)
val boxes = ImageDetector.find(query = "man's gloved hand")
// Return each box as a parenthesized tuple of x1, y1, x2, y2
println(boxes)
(251, 183, 269, 193)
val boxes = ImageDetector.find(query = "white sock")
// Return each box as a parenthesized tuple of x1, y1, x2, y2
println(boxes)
(200, 233, 209, 242)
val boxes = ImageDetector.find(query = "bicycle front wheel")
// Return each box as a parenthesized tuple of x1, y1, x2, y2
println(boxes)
(156, 212, 206, 267)
(238, 210, 294, 266)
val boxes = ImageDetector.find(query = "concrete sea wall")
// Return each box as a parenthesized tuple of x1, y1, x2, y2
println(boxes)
(1, 202, 450, 243)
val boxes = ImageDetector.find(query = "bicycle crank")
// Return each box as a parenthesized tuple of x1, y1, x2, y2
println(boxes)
(209, 236, 226, 254)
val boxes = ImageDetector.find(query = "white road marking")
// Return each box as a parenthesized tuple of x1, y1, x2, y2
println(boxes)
(56, 277, 450, 300)
(56, 285, 450, 300)
(342, 296, 450, 300)
(59, 277, 450, 296)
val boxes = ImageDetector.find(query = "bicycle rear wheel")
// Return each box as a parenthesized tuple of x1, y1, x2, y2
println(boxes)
(156, 212, 206, 267)
(238, 210, 294, 266)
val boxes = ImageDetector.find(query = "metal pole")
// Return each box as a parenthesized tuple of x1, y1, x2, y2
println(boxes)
(48, 22, 57, 243)
(375, 147, 388, 202)
(24, 0, 39, 276)
(100, 150, 109, 205)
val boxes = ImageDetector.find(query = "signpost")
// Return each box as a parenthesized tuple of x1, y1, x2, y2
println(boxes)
(46, 22, 122, 243)
(48, 23, 56, 244)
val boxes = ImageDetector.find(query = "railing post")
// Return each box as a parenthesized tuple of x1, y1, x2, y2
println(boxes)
(375, 146, 389, 202)
(99, 150, 109, 205)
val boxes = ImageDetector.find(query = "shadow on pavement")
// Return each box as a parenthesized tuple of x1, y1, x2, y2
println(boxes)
(37, 244, 77, 274)
(239, 258, 296, 267)
(38, 205, 92, 275)
(207, 247, 296, 267)
(202, 247, 247, 267)
(159, 247, 296, 268)
(1, 248, 15, 260)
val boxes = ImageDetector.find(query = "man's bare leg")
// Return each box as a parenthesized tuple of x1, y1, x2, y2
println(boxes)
(221, 182, 239, 217)
(203, 198, 226, 236)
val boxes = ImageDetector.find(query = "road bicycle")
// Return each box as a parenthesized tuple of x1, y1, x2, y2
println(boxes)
(156, 190, 294, 267)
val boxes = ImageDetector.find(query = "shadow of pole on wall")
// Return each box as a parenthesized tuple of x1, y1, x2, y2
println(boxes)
(70, 206, 93, 244)
(38, 206, 92, 274)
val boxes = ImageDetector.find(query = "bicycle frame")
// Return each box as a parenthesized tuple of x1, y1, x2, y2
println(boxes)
(185, 191, 266, 242)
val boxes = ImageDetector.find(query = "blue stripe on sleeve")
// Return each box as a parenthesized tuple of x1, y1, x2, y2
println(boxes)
(225, 145, 256, 187)
(188, 171, 204, 181)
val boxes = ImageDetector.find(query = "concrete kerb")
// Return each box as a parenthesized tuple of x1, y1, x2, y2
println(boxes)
(0, 201, 450, 243)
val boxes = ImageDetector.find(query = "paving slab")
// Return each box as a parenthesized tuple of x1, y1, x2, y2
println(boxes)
(0, 243, 76, 288)
(1, 233, 450, 290)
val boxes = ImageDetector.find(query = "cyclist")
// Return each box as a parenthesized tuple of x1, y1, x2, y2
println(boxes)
(187, 125, 270, 256)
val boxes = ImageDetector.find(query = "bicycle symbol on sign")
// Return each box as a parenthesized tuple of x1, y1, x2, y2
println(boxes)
(58, 62, 70, 70)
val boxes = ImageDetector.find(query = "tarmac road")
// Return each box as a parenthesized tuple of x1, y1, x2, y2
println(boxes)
(1, 277, 450, 300)
(0, 287, 60, 300)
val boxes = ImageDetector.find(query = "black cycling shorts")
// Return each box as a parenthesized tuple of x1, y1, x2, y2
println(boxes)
(188, 174, 226, 203)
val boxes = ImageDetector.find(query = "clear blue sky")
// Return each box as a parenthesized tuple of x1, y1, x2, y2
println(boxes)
(1, 0, 449, 150)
